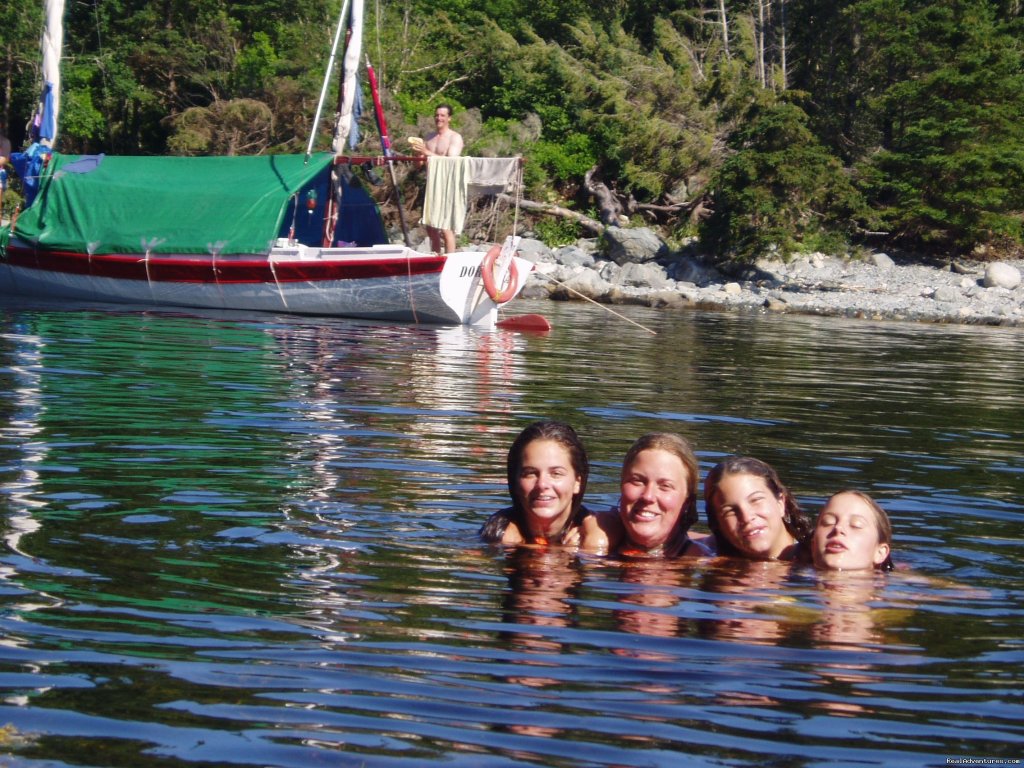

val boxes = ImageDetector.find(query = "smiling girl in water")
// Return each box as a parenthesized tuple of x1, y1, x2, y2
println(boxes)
(480, 420, 606, 549)
(703, 456, 812, 561)
(613, 432, 711, 557)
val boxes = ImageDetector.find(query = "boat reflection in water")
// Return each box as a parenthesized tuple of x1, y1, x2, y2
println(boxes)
(0, 300, 1020, 766)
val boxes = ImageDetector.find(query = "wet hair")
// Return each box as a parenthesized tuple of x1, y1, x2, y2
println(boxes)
(506, 420, 588, 519)
(435, 103, 454, 116)
(620, 432, 699, 533)
(821, 490, 895, 572)
(703, 456, 811, 557)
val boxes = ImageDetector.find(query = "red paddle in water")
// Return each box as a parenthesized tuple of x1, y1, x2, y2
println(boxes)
(496, 314, 552, 332)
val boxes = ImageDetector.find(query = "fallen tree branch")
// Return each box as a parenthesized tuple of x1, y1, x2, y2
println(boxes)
(635, 201, 693, 214)
(496, 193, 604, 235)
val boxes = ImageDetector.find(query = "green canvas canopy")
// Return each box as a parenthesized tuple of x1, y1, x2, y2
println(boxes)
(10, 152, 335, 256)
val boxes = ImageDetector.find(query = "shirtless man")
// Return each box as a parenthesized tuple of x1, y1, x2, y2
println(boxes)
(415, 104, 463, 254)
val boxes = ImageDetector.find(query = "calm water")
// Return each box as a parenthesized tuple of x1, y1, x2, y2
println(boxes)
(0, 297, 1021, 767)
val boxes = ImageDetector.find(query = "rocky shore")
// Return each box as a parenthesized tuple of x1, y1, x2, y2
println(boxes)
(509, 227, 1024, 326)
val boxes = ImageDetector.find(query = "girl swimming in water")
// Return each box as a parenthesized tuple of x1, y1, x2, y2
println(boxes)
(613, 432, 711, 557)
(811, 490, 894, 572)
(480, 420, 606, 549)
(703, 456, 811, 561)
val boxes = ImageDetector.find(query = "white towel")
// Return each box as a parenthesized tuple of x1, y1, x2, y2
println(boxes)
(466, 157, 520, 196)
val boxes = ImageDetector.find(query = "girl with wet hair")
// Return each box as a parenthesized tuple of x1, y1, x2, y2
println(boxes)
(703, 456, 811, 561)
(811, 490, 895, 572)
(480, 420, 605, 549)
(614, 432, 711, 557)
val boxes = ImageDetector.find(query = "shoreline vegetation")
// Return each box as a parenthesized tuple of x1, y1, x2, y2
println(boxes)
(3, 0, 1023, 277)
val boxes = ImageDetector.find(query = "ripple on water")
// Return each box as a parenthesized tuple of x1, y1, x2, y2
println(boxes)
(0, 301, 1021, 765)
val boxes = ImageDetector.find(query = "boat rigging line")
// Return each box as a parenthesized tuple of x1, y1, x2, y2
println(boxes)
(306, 0, 351, 163)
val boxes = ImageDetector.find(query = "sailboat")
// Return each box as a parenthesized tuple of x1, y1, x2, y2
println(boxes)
(0, 0, 532, 327)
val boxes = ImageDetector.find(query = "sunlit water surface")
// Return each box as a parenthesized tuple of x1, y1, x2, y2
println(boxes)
(0, 297, 1021, 767)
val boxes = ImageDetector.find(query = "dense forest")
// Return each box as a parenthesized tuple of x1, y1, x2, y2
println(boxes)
(2, 0, 1023, 262)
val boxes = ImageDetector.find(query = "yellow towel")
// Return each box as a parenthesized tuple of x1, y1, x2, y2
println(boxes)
(422, 156, 469, 234)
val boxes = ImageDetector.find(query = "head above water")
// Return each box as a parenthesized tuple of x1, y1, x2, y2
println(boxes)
(812, 490, 894, 572)
(703, 456, 811, 559)
(506, 420, 588, 519)
(618, 430, 700, 548)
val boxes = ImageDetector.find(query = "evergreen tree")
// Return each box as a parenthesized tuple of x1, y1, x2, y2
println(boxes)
(854, 0, 1024, 253)
(701, 98, 865, 261)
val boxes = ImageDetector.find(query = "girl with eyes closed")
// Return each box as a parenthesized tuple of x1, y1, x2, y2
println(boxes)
(811, 490, 894, 572)
(703, 456, 812, 561)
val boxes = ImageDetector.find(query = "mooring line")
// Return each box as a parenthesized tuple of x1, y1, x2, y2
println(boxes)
(538, 272, 658, 335)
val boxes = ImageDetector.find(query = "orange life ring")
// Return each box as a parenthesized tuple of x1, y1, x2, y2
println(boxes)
(481, 244, 520, 303)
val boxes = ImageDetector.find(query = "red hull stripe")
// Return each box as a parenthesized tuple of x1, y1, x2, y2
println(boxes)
(3, 246, 446, 284)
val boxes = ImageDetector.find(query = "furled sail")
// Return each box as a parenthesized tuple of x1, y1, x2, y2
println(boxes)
(39, 0, 65, 146)
(332, 0, 364, 153)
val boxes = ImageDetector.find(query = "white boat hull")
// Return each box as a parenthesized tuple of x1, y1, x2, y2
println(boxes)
(0, 240, 532, 327)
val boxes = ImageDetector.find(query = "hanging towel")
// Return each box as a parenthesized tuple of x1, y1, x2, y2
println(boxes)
(423, 156, 469, 234)
(423, 156, 521, 232)
(466, 157, 520, 197)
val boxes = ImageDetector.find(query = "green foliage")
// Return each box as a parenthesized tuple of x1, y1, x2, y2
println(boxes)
(0, 1, 44, 146)
(56, 65, 108, 152)
(534, 216, 581, 247)
(701, 100, 866, 262)
(233, 32, 280, 96)
(526, 134, 598, 193)
(1, 187, 23, 221)
(168, 99, 274, 155)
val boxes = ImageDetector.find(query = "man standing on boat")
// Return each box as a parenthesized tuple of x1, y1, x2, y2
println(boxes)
(414, 104, 463, 254)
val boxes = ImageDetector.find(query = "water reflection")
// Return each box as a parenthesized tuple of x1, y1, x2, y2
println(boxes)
(806, 571, 889, 717)
(0, 299, 1021, 766)
(698, 560, 795, 646)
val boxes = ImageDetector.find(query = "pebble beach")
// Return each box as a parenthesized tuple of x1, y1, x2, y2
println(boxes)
(511, 231, 1024, 327)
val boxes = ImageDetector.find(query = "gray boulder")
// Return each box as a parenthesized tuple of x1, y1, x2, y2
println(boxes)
(613, 261, 671, 290)
(553, 245, 596, 268)
(871, 252, 895, 270)
(604, 227, 670, 265)
(516, 237, 555, 263)
(557, 268, 611, 301)
(668, 257, 719, 287)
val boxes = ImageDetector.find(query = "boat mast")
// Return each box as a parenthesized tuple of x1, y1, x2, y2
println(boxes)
(39, 0, 65, 147)
(305, 0, 351, 162)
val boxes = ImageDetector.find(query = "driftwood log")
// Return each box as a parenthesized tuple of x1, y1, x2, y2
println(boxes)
(494, 162, 711, 234)
(496, 194, 604, 235)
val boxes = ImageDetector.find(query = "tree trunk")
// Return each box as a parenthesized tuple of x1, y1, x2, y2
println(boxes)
(780, 0, 788, 90)
(756, 0, 767, 87)
(719, 0, 731, 58)
(584, 166, 626, 226)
